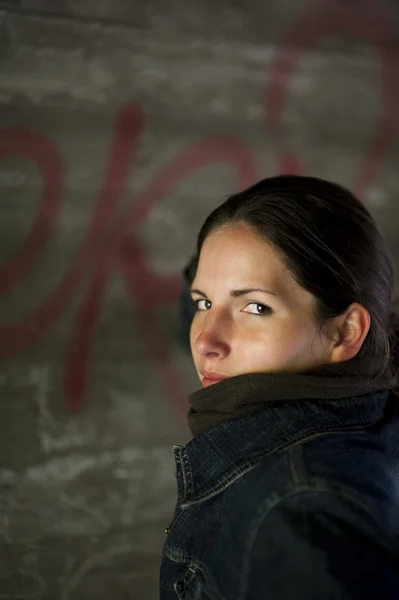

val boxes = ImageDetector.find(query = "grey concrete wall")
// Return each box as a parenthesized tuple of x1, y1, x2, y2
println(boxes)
(1, 0, 399, 598)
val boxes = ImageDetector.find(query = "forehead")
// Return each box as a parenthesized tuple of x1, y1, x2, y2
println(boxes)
(195, 224, 317, 312)
(196, 224, 289, 285)
(194, 224, 318, 314)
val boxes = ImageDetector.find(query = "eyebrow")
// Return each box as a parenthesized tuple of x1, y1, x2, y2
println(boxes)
(190, 288, 279, 298)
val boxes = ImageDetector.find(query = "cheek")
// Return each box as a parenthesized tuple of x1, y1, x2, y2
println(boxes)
(275, 318, 306, 341)
(272, 324, 315, 362)
(241, 321, 312, 362)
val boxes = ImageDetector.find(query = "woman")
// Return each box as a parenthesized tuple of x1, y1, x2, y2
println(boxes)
(160, 175, 399, 599)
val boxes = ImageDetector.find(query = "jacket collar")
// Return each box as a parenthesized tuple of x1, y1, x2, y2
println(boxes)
(174, 387, 392, 508)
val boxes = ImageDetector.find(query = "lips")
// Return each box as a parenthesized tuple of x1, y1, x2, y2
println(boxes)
(201, 371, 227, 388)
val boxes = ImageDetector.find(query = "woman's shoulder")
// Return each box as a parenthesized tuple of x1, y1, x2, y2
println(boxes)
(224, 412, 399, 541)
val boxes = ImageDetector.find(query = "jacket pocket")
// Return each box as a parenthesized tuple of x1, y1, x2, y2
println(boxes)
(174, 563, 218, 600)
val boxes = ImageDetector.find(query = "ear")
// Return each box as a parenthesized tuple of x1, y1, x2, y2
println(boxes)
(329, 303, 371, 363)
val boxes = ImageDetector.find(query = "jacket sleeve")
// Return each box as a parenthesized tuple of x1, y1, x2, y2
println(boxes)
(241, 489, 399, 600)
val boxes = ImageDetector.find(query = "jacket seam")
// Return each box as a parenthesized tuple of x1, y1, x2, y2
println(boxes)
(289, 444, 307, 487)
(181, 447, 193, 499)
(174, 445, 193, 502)
(181, 424, 370, 508)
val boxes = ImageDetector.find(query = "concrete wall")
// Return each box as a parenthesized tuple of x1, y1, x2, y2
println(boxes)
(1, 0, 399, 597)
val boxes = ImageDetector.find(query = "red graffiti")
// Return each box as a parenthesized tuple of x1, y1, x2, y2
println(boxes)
(0, 0, 398, 420)
(265, 0, 399, 197)
(0, 107, 255, 420)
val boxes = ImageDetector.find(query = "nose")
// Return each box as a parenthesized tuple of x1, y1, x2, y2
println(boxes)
(193, 310, 230, 359)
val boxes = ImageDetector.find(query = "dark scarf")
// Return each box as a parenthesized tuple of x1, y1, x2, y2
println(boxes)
(187, 355, 398, 438)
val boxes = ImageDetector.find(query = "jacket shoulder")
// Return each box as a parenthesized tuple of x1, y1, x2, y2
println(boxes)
(236, 486, 399, 600)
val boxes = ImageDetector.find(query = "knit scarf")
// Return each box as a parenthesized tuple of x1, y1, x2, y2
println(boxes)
(187, 356, 398, 438)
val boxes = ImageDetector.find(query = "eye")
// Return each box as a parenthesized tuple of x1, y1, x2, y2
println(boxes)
(194, 298, 212, 311)
(243, 302, 272, 316)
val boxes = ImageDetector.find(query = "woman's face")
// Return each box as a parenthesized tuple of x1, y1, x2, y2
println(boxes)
(190, 223, 334, 387)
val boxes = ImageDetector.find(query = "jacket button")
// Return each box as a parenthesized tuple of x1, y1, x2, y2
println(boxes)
(165, 527, 170, 535)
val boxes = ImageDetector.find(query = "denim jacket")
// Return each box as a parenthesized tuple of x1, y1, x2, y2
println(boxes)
(159, 389, 399, 599)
